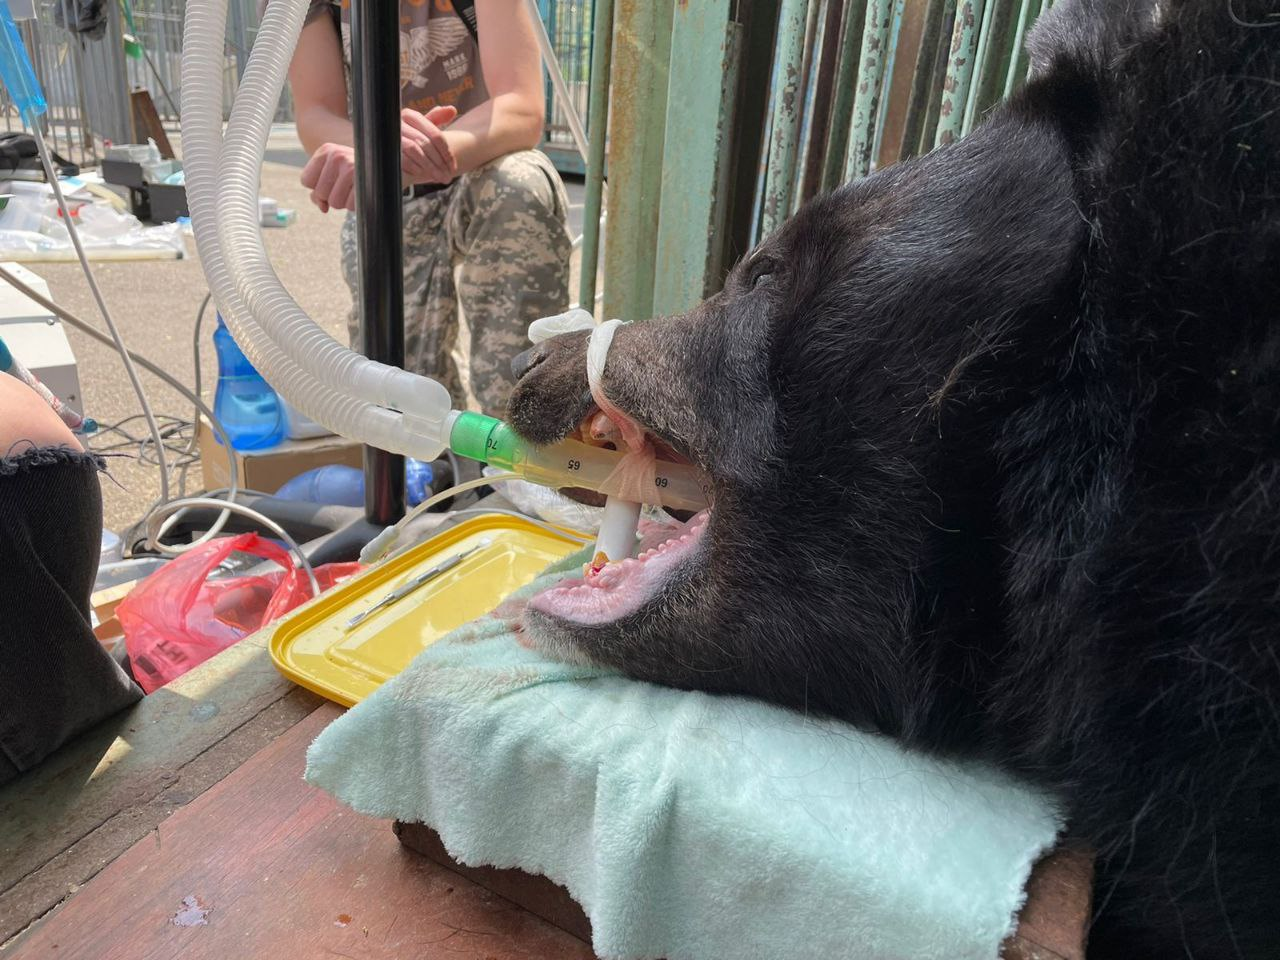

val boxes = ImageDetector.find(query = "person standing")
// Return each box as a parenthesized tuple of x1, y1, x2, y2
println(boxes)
(288, 0, 572, 417)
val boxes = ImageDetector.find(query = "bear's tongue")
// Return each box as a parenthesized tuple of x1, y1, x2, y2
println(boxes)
(528, 510, 710, 625)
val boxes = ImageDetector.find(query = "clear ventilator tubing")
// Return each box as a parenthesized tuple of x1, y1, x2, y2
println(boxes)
(182, 0, 451, 460)
(216, 0, 451, 437)
(181, 0, 376, 448)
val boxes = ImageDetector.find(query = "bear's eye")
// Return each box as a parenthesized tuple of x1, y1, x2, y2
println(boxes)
(747, 257, 774, 288)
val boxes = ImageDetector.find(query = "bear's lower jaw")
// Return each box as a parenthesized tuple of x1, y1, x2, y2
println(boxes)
(526, 510, 710, 627)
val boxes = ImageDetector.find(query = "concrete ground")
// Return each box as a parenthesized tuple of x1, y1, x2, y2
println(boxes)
(31, 130, 587, 535)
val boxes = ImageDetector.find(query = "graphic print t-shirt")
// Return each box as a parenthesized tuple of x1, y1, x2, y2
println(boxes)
(304, 0, 489, 116)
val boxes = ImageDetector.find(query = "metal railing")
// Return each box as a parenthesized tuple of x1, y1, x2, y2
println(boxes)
(129, 0, 282, 123)
(0, 0, 110, 167)
(586, 0, 1061, 322)
(537, 0, 593, 173)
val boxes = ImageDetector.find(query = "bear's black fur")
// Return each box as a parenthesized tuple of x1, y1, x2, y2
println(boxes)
(508, 0, 1280, 954)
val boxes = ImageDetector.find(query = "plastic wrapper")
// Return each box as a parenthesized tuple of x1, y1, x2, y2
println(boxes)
(487, 467, 669, 533)
(118, 533, 360, 693)
(0, 182, 186, 260)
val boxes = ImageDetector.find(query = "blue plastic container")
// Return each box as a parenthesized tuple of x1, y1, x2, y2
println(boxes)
(274, 459, 436, 508)
(213, 314, 284, 451)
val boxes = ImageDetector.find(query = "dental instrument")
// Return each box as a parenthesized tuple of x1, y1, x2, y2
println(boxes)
(343, 541, 489, 631)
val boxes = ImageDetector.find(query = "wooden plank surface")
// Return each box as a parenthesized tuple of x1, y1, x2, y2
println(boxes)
(0, 493, 526, 946)
(395, 822, 594, 944)
(7, 704, 596, 960)
(1002, 847, 1093, 960)
(0, 627, 322, 945)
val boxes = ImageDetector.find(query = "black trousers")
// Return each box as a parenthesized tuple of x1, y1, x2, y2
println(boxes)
(0, 445, 141, 785)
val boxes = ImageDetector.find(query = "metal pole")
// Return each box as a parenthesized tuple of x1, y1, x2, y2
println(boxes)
(759, 0, 809, 237)
(799, 0, 845, 201)
(934, 0, 986, 146)
(726, 0, 780, 261)
(578, 0, 615, 311)
(962, 0, 1013, 134)
(350, 0, 406, 524)
(917, 0, 955, 151)
(819, 0, 866, 192)
(789, 0, 822, 211)
(601, 0, 674, 322)
(898, 0, 947, 161)
(843, 0, 893, 181)
(1002, 0, 1038, 99)
(868, 0, 905, 164)
(652, 0, 735, 315)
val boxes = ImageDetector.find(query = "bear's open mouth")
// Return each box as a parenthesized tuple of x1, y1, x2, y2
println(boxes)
(527, 405, 711, 626)
(528, 509, 709, 625)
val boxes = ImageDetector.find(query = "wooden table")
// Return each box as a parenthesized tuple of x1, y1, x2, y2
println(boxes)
(0, 557, 1091, 959)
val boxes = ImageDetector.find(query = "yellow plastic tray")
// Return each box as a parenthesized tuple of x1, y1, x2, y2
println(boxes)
(264, 514, 586, 706)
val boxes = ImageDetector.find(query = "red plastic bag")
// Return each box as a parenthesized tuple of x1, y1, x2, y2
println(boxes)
(118, 533, 360, 693)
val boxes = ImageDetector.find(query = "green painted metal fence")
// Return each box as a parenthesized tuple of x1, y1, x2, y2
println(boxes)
(581, 0, 1059, 323)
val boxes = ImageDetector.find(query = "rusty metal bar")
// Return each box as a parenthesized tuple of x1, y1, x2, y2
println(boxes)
(917, 0, 955, 151)
(934, 0, 986, 147)
(799, 0, 846, 200)
(790, 0, 823, 209)
(726, 0, 780, 265)
(842, 0, 893, 180)
(898, 0, 948, 160)
(819, 0, 867, 191)
(869, 0, 906, 163)
(602, 0, 674, 322)
(962, 0, 1014, 134)
(759, 0, 810, 236)
(652, 0, 737, 315)
(577, 0, 616, 311)
(1002, 0, 1038, 99)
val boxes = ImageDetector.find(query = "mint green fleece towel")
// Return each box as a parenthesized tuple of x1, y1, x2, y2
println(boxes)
(305, 547, 1062, 960)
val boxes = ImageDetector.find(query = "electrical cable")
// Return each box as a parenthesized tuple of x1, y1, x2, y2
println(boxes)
(445, 506, 591, 545)
(0, 266, 549, 585)
(0, 264, 249, 554)
(360, 472, 522, 563)
(143, 496, 320, 597)
(188, 292, 212, 456)
(90, 412, 199, 468)
(28, 122, 172, 512)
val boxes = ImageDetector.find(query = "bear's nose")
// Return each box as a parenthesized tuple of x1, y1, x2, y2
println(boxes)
(510, 345, 545, 380)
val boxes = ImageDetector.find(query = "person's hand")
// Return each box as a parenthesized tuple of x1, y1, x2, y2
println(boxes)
(400, 105, 458, 185)
(300, 141, 356, 213)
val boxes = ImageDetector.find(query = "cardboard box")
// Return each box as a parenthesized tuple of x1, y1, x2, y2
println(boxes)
(196, 415, 364, 494)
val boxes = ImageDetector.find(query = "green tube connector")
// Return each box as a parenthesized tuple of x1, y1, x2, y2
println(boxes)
(448, 411, 518, 467)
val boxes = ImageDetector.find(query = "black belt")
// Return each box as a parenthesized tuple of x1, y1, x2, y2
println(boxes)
(403, 181, 451, 201)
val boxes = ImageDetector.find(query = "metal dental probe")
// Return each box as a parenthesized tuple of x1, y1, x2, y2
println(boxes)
(343, 540, 490, 631)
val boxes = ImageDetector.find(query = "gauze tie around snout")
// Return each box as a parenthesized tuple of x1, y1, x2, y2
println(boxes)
(528, 311, 659, 503)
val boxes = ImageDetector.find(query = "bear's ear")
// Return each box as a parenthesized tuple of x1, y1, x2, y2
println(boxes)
(875, 109, 1085, 331)
(1026, 0, 1162, 80)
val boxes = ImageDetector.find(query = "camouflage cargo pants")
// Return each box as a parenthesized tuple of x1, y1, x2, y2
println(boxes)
(341, 149, 571, 418)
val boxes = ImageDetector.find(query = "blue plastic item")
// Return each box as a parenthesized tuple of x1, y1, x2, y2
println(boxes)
(274, 459, 435, 508)
(213, 313, 284, 451)
(0, 0, 45, 122)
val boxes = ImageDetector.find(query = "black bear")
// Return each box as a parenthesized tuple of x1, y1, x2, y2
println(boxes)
(508, 0, 1280, 954)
